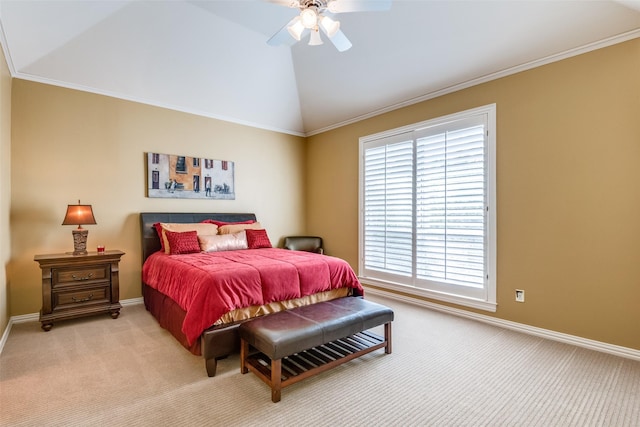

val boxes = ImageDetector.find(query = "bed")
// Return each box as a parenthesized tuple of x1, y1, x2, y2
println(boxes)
(139, 212, 364, 376)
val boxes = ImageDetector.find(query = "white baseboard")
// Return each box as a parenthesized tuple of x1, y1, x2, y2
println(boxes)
(121, 297, 144, 306)
(4, 292, 638, 362)
(0, 297, 144, 355)
(364, 286, 640, 362)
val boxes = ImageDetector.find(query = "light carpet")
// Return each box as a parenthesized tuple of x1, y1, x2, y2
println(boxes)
(1, 295, 639, 426)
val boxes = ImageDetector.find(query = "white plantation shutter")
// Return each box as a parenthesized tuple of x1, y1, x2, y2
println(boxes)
(415, 121, 486, 288)
(363, 135, 413, 276)
(360, 105, 496, 309)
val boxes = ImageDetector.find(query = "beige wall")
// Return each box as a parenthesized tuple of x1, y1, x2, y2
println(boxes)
(307, 39, 640, 350)
(9, 81, 306, 316)
(4, 39, 640, 353)
(0, 46, 11, 334)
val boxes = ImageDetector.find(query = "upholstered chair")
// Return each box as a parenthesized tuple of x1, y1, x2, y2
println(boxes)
(283, 236, 324, 254)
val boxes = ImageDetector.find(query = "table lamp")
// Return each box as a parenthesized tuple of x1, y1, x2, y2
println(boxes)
(62, 200, 97, 255)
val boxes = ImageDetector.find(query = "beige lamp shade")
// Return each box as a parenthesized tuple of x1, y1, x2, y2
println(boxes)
(62, 200, 96, 255)
(62, 201, 97, 228)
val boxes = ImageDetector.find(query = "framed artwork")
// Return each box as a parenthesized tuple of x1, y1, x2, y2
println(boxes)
(146, 152, 235, 200)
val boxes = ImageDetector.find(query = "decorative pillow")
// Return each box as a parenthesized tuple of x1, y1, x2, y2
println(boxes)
(218, 222, 263, 235)
(153, 223, 165, 252)
(159, 223, 219, 254)
(164, 230, 201, 255)
(198, 231, 248, 252)
(246, 229, 272, 249)
(201, 219, 255, 227)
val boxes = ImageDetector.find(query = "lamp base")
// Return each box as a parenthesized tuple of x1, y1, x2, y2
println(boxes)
(70, 229, 89, 256)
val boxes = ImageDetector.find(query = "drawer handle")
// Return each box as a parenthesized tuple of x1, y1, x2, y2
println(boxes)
(71, 273, 94, 281)
(71, 294, 94, 303)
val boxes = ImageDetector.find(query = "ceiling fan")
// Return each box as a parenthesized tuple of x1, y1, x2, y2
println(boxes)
(267, 0, 392, 52)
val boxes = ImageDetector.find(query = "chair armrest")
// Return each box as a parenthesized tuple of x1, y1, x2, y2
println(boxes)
(283, 236, 324, 254)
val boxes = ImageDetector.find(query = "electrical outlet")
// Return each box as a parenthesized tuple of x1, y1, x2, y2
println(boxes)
(515, 289, 525, 302)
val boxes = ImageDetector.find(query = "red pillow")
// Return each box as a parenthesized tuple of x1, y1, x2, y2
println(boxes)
(201, 219, 255, 227)
(246, 229, 272, 249)
(153, 223, 165, 252)
(164, 230, 201, 254)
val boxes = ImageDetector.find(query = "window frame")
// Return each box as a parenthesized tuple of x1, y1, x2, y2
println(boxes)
(358, 104, 497, 312)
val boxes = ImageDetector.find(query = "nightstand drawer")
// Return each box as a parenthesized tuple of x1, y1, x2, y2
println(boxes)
(54, 285, 110, 309)
(53, 265, 109, 287)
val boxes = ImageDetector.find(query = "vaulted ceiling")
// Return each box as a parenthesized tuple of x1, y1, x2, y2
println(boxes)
(1, 0, 639, 136)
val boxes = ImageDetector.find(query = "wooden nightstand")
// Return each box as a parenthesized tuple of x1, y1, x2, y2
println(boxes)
(34, 250, 125, 331)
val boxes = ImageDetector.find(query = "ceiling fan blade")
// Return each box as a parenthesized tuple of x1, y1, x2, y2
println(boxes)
(326, 28, 352, 52)
(264, 0, 300, 7)
(327, 0, 392, 13)
(267, 18, 301, 46)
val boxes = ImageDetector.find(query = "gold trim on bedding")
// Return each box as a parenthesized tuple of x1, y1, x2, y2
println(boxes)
(213, 288, 350, 326)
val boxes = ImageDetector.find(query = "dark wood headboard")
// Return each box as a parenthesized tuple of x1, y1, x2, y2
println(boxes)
(139, 212, 257, 263)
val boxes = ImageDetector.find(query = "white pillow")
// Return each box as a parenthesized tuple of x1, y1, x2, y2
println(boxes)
(198, 231, 248, 252)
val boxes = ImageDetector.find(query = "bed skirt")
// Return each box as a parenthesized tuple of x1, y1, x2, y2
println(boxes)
(142, 283, 354, 357)
(143, 283, 201, 354)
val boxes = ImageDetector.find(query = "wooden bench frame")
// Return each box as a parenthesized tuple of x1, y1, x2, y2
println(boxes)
(241, 322, 392, 402)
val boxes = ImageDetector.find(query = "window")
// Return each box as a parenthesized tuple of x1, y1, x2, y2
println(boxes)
(175, 156, 187, 174)
(359, 104, 496, 311)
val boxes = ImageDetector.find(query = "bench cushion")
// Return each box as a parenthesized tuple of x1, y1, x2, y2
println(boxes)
(239, 297, 394, 360)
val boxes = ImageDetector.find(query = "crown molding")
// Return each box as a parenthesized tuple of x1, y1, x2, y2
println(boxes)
(306, 29, 640, 136)
(1, 17, 637, 138)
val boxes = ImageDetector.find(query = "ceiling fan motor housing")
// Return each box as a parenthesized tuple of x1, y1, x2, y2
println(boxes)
(299, 0, 329, 13)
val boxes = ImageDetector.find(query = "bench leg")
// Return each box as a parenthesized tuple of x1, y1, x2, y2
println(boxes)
(384, 322, 392, 354)
(271, 359, 282, 403)
(240, 338, 249, 374)
(206, 357, 218, 377)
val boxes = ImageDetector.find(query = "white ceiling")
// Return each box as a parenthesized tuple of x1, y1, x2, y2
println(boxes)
(1, 0, 639, 136)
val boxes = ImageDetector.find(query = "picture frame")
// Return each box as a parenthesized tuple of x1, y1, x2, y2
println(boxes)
(146, 152, 235, 200)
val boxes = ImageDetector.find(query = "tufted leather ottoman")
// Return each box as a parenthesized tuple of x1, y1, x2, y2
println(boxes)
(239, 297, 394, 402)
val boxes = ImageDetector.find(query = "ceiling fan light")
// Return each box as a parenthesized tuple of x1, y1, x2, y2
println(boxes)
(308, 29, 323, 46)
(300, 8, 318, 29)
(287, 17, 305, 41)
(320, 16, 340, 38)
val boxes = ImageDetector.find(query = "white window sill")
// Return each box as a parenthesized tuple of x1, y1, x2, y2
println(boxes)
(359, 277, 497, 312)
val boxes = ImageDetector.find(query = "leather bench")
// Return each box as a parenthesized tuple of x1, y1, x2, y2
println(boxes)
(239, 297, 394, 402)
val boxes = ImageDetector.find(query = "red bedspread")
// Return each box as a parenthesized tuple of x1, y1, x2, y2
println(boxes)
(142, 248, 364, 345)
